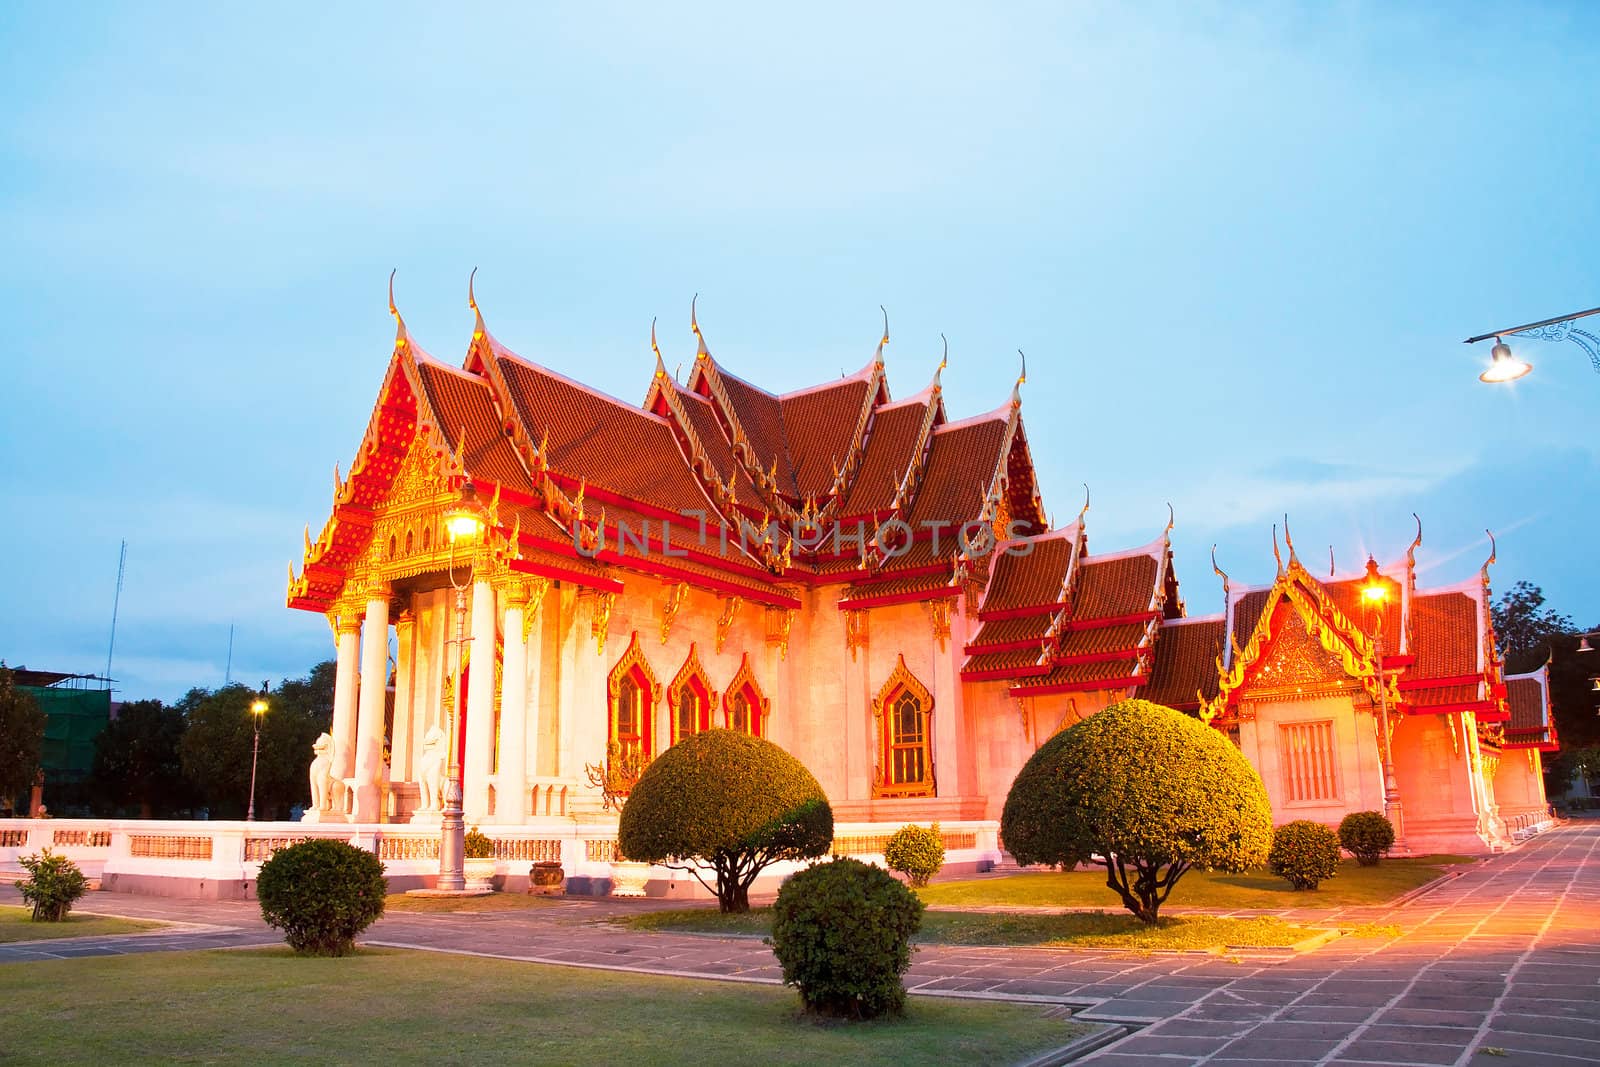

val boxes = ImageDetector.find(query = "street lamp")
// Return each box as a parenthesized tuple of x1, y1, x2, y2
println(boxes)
(1466, 306, 1600, 384)
(438, 481, 487, 892)
(1360, 557, 1406, 850)
(247, 682, 269, 822)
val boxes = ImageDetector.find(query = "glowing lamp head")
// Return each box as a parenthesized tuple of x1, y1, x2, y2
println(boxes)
(1479, 339, 1532, 384)
(1360, 556, 1388, 604)
(1591, 676, 1600, 693)
(444, 481, 487, 543)
(1579, 634, 1594, 654)
(251, 698, 268, 716)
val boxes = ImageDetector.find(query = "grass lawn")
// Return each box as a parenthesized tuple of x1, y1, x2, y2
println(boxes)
(383, 892, 566, 914)
(915, 855, 1473, 911)
(0, 948, 1090, 1065)
(0, 905, 160, 943)
(622, 908, 1324, 951)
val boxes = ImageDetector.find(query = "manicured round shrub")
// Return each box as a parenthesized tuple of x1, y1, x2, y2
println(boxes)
(256, 839, 387, 955)
(883, 823, 945, 888)
(464, 827, 494, 859)
(18, 849, 88, 921)
(1337, 811, 1395, 867)
(1269, 820, 1341, 890)
(770, 857, 924, 1019)
(1001, 699, 1272, 923)
(619, 729, 832, 913)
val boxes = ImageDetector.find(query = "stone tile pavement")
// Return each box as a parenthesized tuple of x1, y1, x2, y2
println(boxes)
(3, 823, 1597, 1064)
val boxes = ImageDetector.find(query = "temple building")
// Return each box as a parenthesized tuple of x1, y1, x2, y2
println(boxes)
(286, 288, 1555, 864)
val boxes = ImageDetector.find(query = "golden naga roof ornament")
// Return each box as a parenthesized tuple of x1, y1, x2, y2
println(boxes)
(1010, 350, 1026, 408)
(1077, 483, 1090, 523)
(468, 266, 485, 340)
(1406, 513, 1423, 570)
(691, 293, 709, 360)
(930, 333, 948, 393)
(1481, 528, 1497, 582)
(1210, 544, 1230, 598)
(651, 317, 667, 379)
(874, 305, 890, 368)
(1271, 523, 1284, 575)
(388, 269, 408, 350)
(1281, 514, 1298, 564)
(1164, 502, 1175, 537)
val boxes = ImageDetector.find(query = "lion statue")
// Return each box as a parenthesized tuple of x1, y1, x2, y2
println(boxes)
(416, 726, 448, 812)
(308, 733, 336, 812)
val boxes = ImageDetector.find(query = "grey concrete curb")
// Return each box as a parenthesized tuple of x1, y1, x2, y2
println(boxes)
(1016, 1023, 1130, 1066)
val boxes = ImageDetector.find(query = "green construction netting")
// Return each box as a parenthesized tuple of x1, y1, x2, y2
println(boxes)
(27, 685, 111, 784)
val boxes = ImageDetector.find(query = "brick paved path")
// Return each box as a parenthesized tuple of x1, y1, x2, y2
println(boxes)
(3, 823, 1596, 1063)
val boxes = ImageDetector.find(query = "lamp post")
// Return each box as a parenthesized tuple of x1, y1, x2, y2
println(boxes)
(1466, 305, 1600, 384)
(246, 682, 269, 822)
(438, 481, 487, 892)
(1360, 558, 1406, 850)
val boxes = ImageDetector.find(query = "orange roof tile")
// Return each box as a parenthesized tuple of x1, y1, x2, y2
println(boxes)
(840, 401, 927, 516)
(716, 370, 795, 495)
(414, 361, 532, 492)
(1141, 617, 1225, 710)
(1073, 554, 1160, 621)
(840, 572, 958, 604)
(1506, 672, 1550, 734)
(1410, 592, 1478, 679)
(963, 646, 1050, 676)
(1057, 622, 1149, 659)
(906, 416, 1008, 528)
(968, 614, 1055, 650)
(781, 378, 872, 500)
(673, 387, 761, 502)
(1407, 684, 1482, 708)
(497, 355, 710, 516)
(981, 530, 1075, 616)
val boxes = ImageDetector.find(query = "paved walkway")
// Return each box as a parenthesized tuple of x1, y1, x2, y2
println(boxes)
(3, 823, 1597, 1064)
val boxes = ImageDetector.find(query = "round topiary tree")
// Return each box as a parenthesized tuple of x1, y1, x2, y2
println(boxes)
(1269, 820, 1341, 890)
(883, 823, 945, 888)
(1001, 698, 1272, 923)
(1337, 810, 1395, 867)
(618, 729, 832, 913)
(256, 839, 387, 955)
(770, 857, 924, 1019)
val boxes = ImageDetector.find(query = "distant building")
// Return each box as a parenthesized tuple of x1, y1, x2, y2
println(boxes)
(12, 668, 112, 812)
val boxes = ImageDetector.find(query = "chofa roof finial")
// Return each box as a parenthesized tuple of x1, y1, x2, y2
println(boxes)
(1164, 502, 1175, 536)
(1010, 350, 1026, 407)
(1271, 523, 1284, 574)
(1406, 512, 1423, 570)
(651, 317, 667, 378)
(1077, 483, 1090, 523)
(1329, 545, 1336, 577)
(691, 293, 709, 360)
(1482, 528, 1497, 575)
(1211, 543, 1230, 596)
(1282, 513, 1297, 562)
(874, 305, 889, 367)
(388, 269, 408, 350)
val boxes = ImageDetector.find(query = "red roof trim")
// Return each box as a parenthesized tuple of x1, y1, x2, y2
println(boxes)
(508, 557, 625, 594)
(1010, 673, 1150, 697)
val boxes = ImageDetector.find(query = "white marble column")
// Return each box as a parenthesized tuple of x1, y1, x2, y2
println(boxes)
(497, 582, 530, 823)
(330, 608, 362, 787)
(353, 583, 390, 821)
(463, 576, 497, 822)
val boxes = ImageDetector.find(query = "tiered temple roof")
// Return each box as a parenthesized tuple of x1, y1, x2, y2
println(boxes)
(1504, 667, 1560, 751)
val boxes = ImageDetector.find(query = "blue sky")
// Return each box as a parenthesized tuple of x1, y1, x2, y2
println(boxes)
(2, 3, 1596, 702)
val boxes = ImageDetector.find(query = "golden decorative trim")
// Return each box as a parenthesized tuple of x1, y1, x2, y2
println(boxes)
(845, 608, 869, 661)
(926, 599, 952, 652)
(591, 591, 616, 656)
(764, 605, 794, 660)
(660, 582, 689, 645)
(715, 595, 741, 654)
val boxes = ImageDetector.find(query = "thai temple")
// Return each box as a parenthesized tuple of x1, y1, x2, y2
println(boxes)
(274, 285, 1557, 888)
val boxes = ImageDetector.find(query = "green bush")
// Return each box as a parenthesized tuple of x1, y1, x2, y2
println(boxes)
(883, 823, 945, 888)
(1337, 811, 1395, 867)
(256, 839, 387, 955)
(619, 729, 832, 913)
(464, 827, 494, 859)
(17, 849, 88, 921)
(1269, 820, 1341, 890)
(770, 857, 924, 1019)
(1001, 699, 1272, 923)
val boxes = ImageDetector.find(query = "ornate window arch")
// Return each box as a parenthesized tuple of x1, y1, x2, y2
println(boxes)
(607, 632, 659, 765)
(668, 644, 715, 746)
(724, 653, 769, 738)
(873, 655, 934, 798)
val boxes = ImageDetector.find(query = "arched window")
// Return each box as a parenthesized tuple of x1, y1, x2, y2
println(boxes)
(668, 645, 714, 746)
(607, 633, 659, 768)
(724, 653, 769, 738)
(873, 655, 934, 798)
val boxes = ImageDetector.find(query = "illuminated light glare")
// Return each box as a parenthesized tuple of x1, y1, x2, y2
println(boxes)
(1478, 340, 1532, 384)
(251, 699, 268, 716)
(446, 513, 484, 542)
(1360, 556, 1388, 604)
